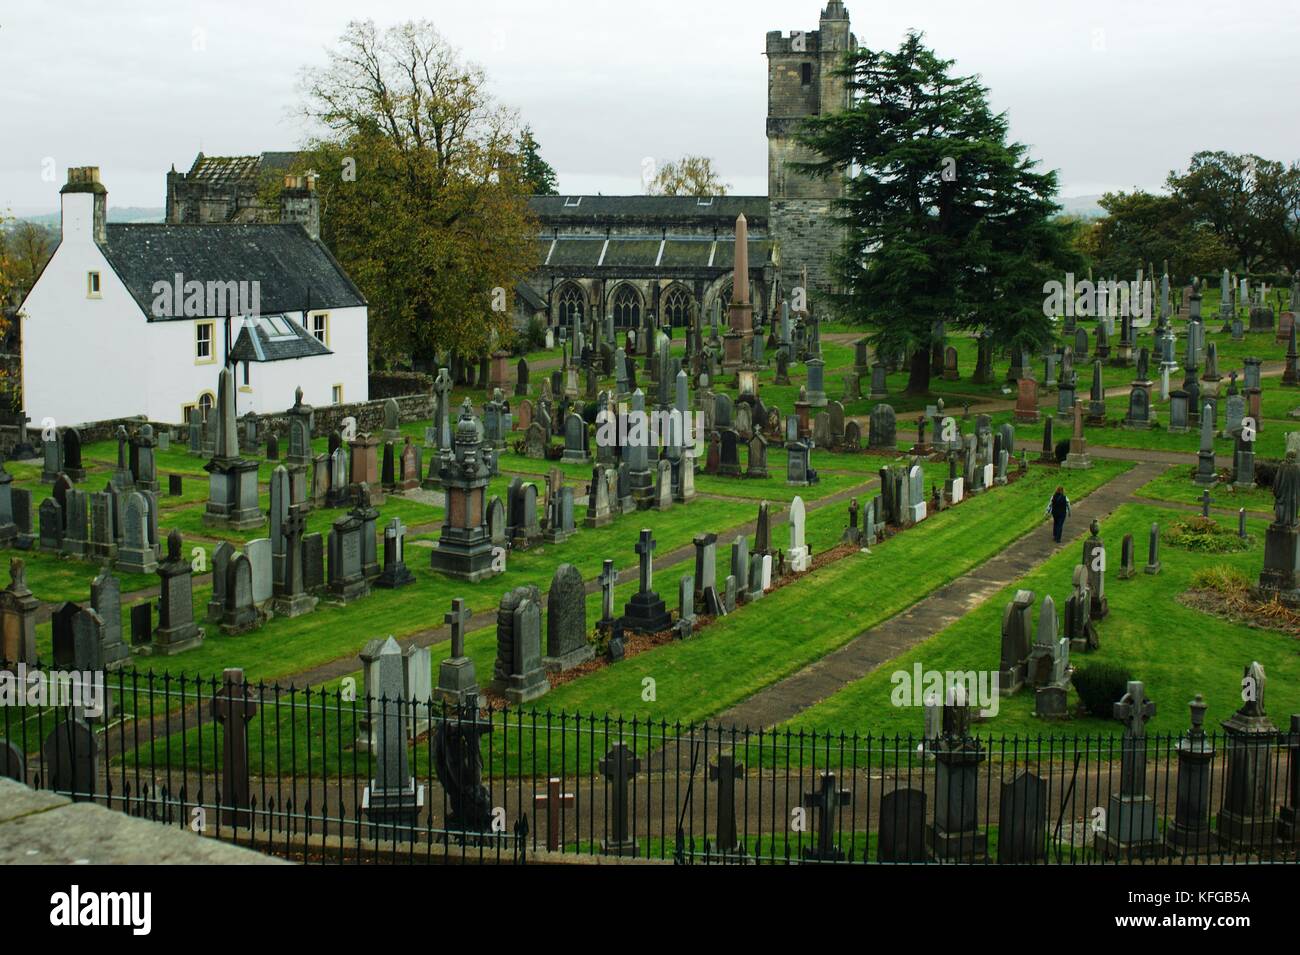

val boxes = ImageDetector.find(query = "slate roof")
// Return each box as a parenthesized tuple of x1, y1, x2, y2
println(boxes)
(185, 151, 303, 182)
(228, 313, 333, 363)
(529, 195, 769, 229)
(100, 222, 366, 320)
(540, 236, 774, 269)
(514, 281, 546, 311)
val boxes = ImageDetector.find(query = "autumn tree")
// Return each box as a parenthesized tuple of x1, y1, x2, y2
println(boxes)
(646, 155, 730, 196)
(298, 20, 540, 367)
(794, 32, 1075, 394)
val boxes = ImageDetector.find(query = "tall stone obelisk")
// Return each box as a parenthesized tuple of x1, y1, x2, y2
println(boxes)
(722, 213, 753, 372)
(202, 366, 264, 530)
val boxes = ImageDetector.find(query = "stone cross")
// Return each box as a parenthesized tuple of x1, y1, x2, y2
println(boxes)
(599, 559, 618, 624)
(434, 369, 454, 447)
(802, 771, 851, 861)
(634, 528, 656, 595)
(1200, 488, 1212, 518)
(532, 776, 575, 852)
(709, 754, 745, 855)
(599, 743, 642, 855)
(1115, 680, 1156, 738)
(212, 667, 258, 827)
(445, 597, 472, 658)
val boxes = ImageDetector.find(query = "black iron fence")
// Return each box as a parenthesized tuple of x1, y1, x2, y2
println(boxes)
(2, 665, 1298, 865)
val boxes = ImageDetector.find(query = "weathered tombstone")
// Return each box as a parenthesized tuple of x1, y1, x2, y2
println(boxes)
(621, 528, 672, 633)
(599, 743, 641, 856)
(1096, 681, 1161, 858)
(543, 563, 593, 672)
(212, 668, 257, 826)
(998, 589, 1034, 696)
(220, 552, 261, 635)
(363, 637, 424, 841)
(877, 789, 928, 863)
(1215, 661, 1278, 850)
(997, 772, 1048, 864)
(129, 601, 151, 647)
(435, 598, 479, 704)
(42, 719, 98, 802)
(245, 538, 274, 608)
(1165, 694, 1217, 855)
(371, 517, 413, 591)
(489, 585, 550, 704)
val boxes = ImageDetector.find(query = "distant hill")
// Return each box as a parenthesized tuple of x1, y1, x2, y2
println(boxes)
(1057, 195, 1104, 220)
(6, 206, 165, 229)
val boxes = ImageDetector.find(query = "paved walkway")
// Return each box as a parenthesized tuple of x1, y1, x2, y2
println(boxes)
(711, 460, 1165, 731)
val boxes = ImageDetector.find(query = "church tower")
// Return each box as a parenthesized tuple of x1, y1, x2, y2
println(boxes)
(766, 2, 854, 303)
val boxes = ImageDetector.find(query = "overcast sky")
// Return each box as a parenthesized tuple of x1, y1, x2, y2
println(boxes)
(3, 0, 1298, 214)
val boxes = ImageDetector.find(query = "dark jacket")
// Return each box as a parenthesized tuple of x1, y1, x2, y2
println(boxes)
(1048, 491, 1071, 519)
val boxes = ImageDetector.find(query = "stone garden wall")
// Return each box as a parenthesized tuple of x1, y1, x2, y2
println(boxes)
(368, 371, 434, 400)
(0, 392, 435, 456)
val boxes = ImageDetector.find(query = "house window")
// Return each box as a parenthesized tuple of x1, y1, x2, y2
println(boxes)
(312, 312, 329, 344)
(332, 384, 343, 405)
(181, 402, 197, 424)
(87, 272, 101, 297)
(242, 362, 250, 386)
(195, 322, 214, 362)
(801, 63, 812, 86)
(198, 392, 215, 421)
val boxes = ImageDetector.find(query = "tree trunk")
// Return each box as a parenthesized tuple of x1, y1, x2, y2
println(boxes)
(905, 349, 931, 395)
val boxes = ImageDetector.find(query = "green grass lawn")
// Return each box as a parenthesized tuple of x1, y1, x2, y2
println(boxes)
(784, 503, 1300, 742)
(1133, 465, 1275, 512)
(113, 459, 1129, 775)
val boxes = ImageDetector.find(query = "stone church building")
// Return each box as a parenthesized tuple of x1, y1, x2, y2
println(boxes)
(522, 1, 854, 332)
(159, 2, 853, 334)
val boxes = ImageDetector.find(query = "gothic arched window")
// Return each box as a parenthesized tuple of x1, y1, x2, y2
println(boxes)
(611, 285, 642, 328)
(662, 286, 693, 328)
(557, 284, 584, 328)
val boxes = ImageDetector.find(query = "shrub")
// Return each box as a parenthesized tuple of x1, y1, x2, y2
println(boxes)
(1072, 664, 1131, 718)
(1255, 460, 1278, 489)
(1165, 516, 1252, 553)
(1054, 439, 1070, 463)
(515, 316, 548, 355)
(1189, 565, 1251, 594)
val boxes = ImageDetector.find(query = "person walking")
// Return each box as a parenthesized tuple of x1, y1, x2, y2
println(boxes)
(1046, 485, 1071, 543)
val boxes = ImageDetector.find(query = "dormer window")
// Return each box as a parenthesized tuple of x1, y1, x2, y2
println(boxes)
(87, 271, 101, 298)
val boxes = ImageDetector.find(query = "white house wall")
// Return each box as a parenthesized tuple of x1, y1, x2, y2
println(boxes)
(23, 192, 371, 426)
(21, 192, 147, 429)
(232, 306, 370, 418)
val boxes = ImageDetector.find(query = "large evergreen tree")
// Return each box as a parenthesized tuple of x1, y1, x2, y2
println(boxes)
(795, 32, 1076, 393)
(519, 126, 559, 196)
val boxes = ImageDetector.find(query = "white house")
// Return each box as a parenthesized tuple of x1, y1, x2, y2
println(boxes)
(20, 166, 369, 428)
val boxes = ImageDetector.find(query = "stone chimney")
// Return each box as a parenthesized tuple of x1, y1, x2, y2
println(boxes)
(279, 171, 320, 240)
(60, 166, 107, 244)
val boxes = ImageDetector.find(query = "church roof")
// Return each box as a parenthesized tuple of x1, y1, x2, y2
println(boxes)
(529, 195, 769, 229)
(184, 151, 304, 183)
(101, 222, 367, 320)
(541, 236, 774, 269)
